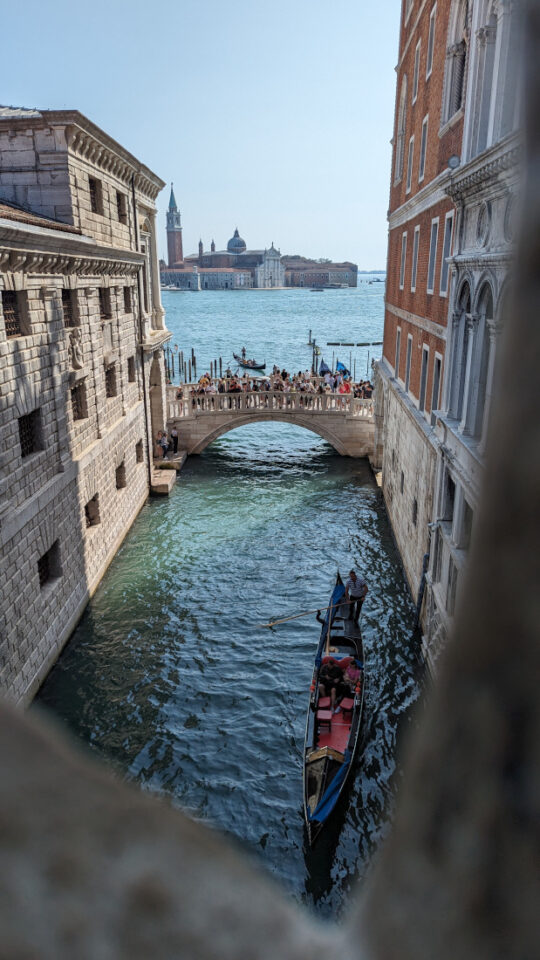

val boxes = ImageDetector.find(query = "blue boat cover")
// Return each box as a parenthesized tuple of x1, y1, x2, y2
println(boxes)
(319, 360, 331, 375)
(307, 749, 352, 823)
(336, 361, 351, 376)
(315, 581, 345, 667)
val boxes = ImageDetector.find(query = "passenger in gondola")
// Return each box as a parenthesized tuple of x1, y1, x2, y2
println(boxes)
(343, 659, 361, 692)
(318, 659, 345, 713)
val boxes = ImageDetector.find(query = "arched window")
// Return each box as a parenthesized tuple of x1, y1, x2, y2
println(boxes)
(394, 75, 408, 183)
(470, 283, 493, 437)
(471, 4, 498, 155)
(442, 0, 469, 124)
(449, 281, 471, 420)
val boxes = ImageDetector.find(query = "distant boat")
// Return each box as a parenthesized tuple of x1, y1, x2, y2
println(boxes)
(310, 288, 324, 292)
(233, 353, 266, 371)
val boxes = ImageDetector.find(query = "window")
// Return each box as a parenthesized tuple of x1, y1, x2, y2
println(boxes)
(443, 0, 468, 123)
(400, 470, 405, 494)
(411, 226, 420, 292)
(105, 363, 117, 398)
(37, 541, 61, 589)
(406, 136, 415, 192)
(443, 472, 455, 523)
(427, 219, 439, 293)
(412, 41, 421, 102)
(18, 409, 42, 458)
(440, 213, 454, 296)
(426, 5, 436, 78)
(116, 461, 127, 490)
(405, 0, 414, 23)
(446, 557, 458, 615)
(419, 345, 429, 412)
(99, 288, 111, 320)
(136, 440, 144, 463)
(399, 232, 407, 289)
(123, 286, 132, 313)
(394, 76, 408, 183)
(88, 176, 103, 215)
(412, 499, 418, 525)
(461, 499, 473, 550)
(85, 494, 100, 527)
(116, 191, 127, 224)
(405, 335, 413, 391)
(127, 355, 136, 382)
(419, 115, 428, 181)
(395, 327, 401, 377)
(431, 355, 442, 425)
(2, 290, 28, 338)
(62, 288, 77, 327)
(432, 527, 442, 582)
(71, 382, 88, 421)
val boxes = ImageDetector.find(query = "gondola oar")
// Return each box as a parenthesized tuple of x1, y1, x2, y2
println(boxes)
(258, 599, 354, 629)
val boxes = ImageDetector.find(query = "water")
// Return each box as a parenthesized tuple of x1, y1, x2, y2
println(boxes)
(36, 283, 420, 918)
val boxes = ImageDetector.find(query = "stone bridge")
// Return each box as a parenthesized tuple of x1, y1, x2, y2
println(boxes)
(166, 387, 375, 456)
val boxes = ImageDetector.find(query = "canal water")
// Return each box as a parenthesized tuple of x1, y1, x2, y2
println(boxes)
(36, 284, 420, 918)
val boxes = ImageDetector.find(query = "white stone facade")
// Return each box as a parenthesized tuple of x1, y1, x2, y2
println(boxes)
(0, 108, 170, 705)
(254, 245, 285, 288)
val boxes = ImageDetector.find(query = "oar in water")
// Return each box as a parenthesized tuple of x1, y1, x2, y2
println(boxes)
(258, 599, 354, 629)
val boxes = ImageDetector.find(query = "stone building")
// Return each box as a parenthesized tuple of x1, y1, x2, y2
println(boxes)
(375, 0, 520, 673)
(281, 255, 358, 287)
(0, 106, 170, 705)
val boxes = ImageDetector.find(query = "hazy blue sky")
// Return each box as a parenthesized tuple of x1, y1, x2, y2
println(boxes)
(2, 0, 401, 268)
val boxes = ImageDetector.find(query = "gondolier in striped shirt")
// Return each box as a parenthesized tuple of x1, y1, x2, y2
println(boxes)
(345, 569, 368, 623)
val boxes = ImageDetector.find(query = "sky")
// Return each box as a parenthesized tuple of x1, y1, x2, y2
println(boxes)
(1, 0, 401, 269)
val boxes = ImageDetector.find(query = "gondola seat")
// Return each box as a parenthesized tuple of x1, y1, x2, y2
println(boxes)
(318, 696, 331, 709)
(316, 709, 332, 732)
(340, 697, 354, 720)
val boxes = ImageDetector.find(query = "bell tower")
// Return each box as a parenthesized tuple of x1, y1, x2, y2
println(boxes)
(166, 183, 183, 266)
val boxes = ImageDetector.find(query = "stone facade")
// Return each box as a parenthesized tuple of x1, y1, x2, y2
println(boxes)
(0, 107, 170, 705)
(281, 256, 358, 287)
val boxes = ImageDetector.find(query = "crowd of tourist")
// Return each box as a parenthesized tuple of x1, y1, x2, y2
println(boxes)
(174, 367, 374, 402)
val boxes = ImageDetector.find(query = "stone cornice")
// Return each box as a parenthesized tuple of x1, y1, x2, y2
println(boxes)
(389, 169, 454, 230)
(386, 301, 448, 340)
(0, 222, 145, 277)
(445, 135, 520, 203)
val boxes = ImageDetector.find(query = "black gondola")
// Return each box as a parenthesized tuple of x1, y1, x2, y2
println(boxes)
(303, 572, 365, 846)
(233, 352, 266, 371)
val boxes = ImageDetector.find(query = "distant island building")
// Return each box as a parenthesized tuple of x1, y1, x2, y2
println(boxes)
(160, 187, 357, 289)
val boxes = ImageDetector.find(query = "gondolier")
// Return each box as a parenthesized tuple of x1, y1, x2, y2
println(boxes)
(345, 569, 368, 623)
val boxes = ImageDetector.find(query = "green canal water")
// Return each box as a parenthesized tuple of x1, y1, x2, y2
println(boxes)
(36, 284, 420, 917)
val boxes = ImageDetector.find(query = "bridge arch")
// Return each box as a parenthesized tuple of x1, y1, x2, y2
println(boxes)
(187, 413, 351, 456)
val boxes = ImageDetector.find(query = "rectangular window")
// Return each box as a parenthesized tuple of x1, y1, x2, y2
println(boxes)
(127, 355, 136, 382)
(419, 115, 428, 182)
(446, 557, 458, 615)
(443, 471, 456, 523)
(431, 355, 442, 424)
(116, 461, 127, 489)
(105, 363, 117, 398)
(395, 327, 401, 377)
(427, 218, 439, 293)
(2, 290, 27, 338)
(405, 0, 414, 23)
(426, 5, 436, 78)
(136, 440, 144, 463)
(432, 527, 442, 582)
(71, 382, 88, 421)
(440, 213, 454, 296)
(123, 286, 132, 313)
(411, 226, 420, 292)
(412, 41, 421, 102)
(406, 136, 414, 193)
(85, 493, 100, 528)
(461, 499, 474, 550)
(419, 345, 429, 411)
(116, 191, 127, 224)
(399, 232, 407, 290)
(405, 334, 413, 391)
(99, 288, 111, 320)
(37, 541, 61, 589)
(18, 409, 42, 458)
(88, 176, 103, 215)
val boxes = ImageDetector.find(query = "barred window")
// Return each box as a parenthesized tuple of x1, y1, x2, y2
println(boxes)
(136, 440, 144, 463)
(71, 382, 87, 421)
(105, 363, 117, 398)
(99, 288, 111, 320)
(117, 191, 127, 224)
(2, 290, 26, 338)
(127, 355, 136, 382)
(85, 494, 100, 527)
(116, 461, 127, 489)
(89, 176, 103, 214)
(62, 288, 76, 327)
(123, 286, 132, 313)
(18, 409, 42, 458)
(38, 541, 60, 589)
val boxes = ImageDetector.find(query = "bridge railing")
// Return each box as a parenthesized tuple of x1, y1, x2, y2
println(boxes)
(167, 388, 374, 420)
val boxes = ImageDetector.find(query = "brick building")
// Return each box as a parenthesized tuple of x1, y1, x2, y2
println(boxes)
(375, 0, 520, 672)
(0, 106, 170, 705)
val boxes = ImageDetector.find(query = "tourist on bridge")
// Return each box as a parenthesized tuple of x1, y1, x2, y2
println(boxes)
(345, 568, 368, 623)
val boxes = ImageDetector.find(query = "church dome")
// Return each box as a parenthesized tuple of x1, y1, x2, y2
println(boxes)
(227, 228, 247, 254)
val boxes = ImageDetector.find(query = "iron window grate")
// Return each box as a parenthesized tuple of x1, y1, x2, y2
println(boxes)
(71, 383, 87, 421)
(123, 286, 132, 313)
(2, 290, 22, 337)
(105, 363, 116, 398)
(62, 289, 75, 326)
(18, 410, 41, 457)
(37, 551, 50, 587)
(99, 288, 111, 320)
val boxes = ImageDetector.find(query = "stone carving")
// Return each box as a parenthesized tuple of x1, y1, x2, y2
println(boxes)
(69, 328, 84, 369)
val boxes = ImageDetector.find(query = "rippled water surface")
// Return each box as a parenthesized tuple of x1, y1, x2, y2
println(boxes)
(37, 285, 420, 917)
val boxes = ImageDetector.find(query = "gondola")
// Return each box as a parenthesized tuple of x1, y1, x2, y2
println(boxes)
(303, 572, 365, 846)
(233, 352, 266, 371)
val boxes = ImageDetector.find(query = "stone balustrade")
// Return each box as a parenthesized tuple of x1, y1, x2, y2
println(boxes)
(167, 387, 374, 421)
